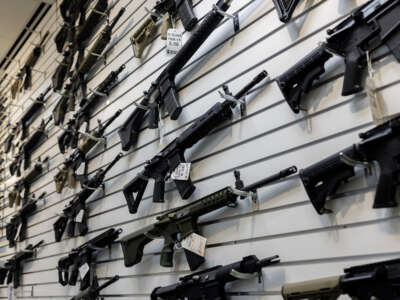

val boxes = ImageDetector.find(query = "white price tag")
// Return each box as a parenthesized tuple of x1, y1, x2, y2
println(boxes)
(181, 233, 207, 257)
(79, 263, 90, 279)
(171, 163, 191, 181)
(75, 209, 85, 223)
(166, 29, 183, 55)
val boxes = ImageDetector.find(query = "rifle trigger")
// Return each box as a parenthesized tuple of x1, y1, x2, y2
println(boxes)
(230, 269, 258, 280)
(339, 152, 373, 176)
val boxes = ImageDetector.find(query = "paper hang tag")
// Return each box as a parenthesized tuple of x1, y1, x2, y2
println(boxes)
(181, 233, 206, 257)
(171, 163, 191, 181)
(366, 76, 386, 125)
(79, 263, 90, 280)
(15, 223, 23, 241)
(75, 209, 85, 223)
(166, 29, 183, 55)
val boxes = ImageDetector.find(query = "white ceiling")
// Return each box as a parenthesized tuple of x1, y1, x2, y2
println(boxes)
(0, 0, 41, 66)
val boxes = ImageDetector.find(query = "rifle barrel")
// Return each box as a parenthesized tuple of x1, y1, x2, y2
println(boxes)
(242, 166, 297, 192)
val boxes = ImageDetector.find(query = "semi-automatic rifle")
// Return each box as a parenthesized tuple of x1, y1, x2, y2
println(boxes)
(70, 275, 120, 300)
(68, 8, 125, 112)
(53, 83, 72, 126)
(19, 85, 52, 139)
(53, 153, 122, 242)
(122, 70, 268, 213)
(4, 125, 19, 154)
(151, 255, 280, 299)
(55, 110, 122, 193)
(119, 0, 234, 150)
(282, 257, 400, 299)
(300, 115, 400, 215)
(20, 31, 50, 90)
(131, 0, 198, 58)
(121, 166, 296, 270)
(9, 116, 52, 176)
(0, 240, 44, 288)
(5, 192, 46, 248)
(8, 157, 48, 207)
(276, 0, 400, 113)
(57, 65, 125, 154)
(52, 48, 74, 92)
(57, 228, 121, 290)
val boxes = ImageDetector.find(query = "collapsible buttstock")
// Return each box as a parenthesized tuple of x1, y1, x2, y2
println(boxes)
(177, 0, 198, 31)
(123, 176, 148, 214)
(120, 233, 153, 267)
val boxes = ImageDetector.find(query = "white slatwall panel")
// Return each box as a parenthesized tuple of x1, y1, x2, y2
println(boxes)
(0, 0, 399, 299)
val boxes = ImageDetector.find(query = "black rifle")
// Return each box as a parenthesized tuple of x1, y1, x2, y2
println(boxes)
(121, 166, 296, 270)
(282, 257, 400, 299)
(122, 70, 267, 213)
(53, 153, 122, 242)
(19, 85, 52, 139)
(5, 192, 46, 248)
(119, 0, 233, 151)
(151, 255, 280, 300)
(21, 31, 49, 90)
(53, 82, 73, 126)
(57, 65, 125, 154)
(70, 275, 119, 300)
(4, 126, 19, 154)
(8, 158, 48, 207)
(9, 116, 52, 176)
(273, 0, 301, 23)
(52, 48, 74, 92)
(57, 228, 121, 290)
(0, 240, 44, 288)
(300, 115, 400, 215)
(55, 110, 122, 193)
(68, 8, 125, 112)
(277, 0, 400, 113)
(131, 0, 198, 58)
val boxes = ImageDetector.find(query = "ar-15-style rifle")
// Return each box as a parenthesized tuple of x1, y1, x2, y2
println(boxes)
(122, 70, 268, 213)
(0, 240, 44, 288)
(300, 115, 400, 215)
(70, 275, 119, 300)
(57, 65, 125, 154)
(151, 255, 280, 300)
(131, 0, 198, 58)
(68, 8, 125, 112)
(8, 157, 48, 207)
(19, 85, 52, 139)
(54, 109, 122, 193)
(6, 192, 46, 248)
(121, 166, 296, 270)
(9, 116, 52, 176)
(57, 228, 121, 290)
(277, 0, 400, 113)
(52, 48, 74, 92)
(282, 257, 400, 299)
(20, 31, 50, 90)
(119, 0, 234, 150)
(53, 153, 122, 242)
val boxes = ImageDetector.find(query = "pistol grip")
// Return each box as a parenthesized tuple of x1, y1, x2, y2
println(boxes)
(160, 242, 174, 267)
(148, 103, 159, 129)
(342, 50, 365, 96)
(58, 268, 68, 286)
(373, 171, 399, 209)
(13, 270, 20, 289)
(123, 177, 148, 214)
(174, 178, 196, 199)
(153, 178, 165, 203)
(77, 210, 89, 237)
(160, 14, 172, 40)
(67, 219, 76, 238)
(54, 217, 67, 242)
(177, 0, 198, 31)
